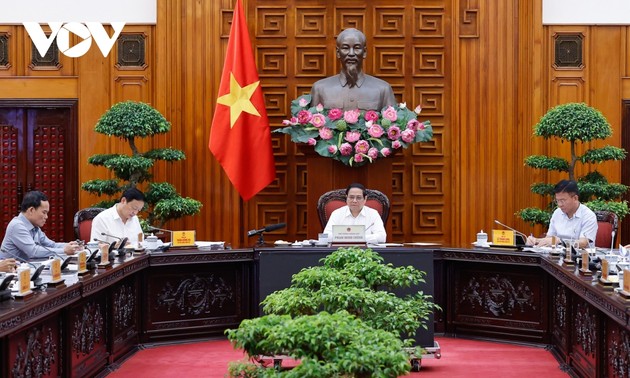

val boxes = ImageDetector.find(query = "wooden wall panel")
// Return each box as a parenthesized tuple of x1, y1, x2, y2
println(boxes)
(0, 0, 629, 246)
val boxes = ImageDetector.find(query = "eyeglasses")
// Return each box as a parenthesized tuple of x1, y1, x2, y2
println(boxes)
(554, 196, 575, 205)
(128, 204, 143, 213)
(347, 195, 364, 201)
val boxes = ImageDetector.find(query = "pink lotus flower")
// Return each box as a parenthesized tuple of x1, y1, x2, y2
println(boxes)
(355, 140, 369, 154)
(367, 124, 384, 138)
(307, 138, 317, 146)
(310, 113, 327, 128)
(328, 145, 338, 154)
(387, 125, 401, 140)
(315, 103, 324, 112)
(282, 117, 298, 126)
(340, 143, 353, 156)
(418, 122, 426, 130)
(364, 110, 379, 122)
(392, 140, 402, 149)
(401, 129, 416, 143)
(382, 106, 398, 122)
(328, 108, 343, 121)
(344, 130, 361, 143)
(406, 119, 420, 131)
(414, 105, 422, 114)
(368, 148, 378, 159)
(297, 109, 312, 124)
(344, 109, 360, 124)
(380, 147, 391, 157)
(319, 127, 334, 140)
(354, 153, 364, 163)
(299, 98, 309, 107)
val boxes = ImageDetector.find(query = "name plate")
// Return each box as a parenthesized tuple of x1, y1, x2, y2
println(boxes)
(172, 230, 196, 247)
(601, 259, 609, 281)
(18, 268, 31, 295)
(492, 230, 515, 246)
(332, 225, 366, 244)
(51, 259, 62, 282)
(77, 250, 87, 273)
(99, 244, 110, 266)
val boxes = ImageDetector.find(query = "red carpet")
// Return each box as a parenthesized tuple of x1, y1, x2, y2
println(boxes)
(107, 336, 568, 377)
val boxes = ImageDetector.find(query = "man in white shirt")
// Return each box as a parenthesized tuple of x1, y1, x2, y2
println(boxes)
(526, 180, 597, 248)
(91, 188, 145, 246)
(323, 183, 387, 244)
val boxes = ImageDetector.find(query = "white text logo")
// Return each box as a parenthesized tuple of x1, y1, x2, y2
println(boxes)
(24, 22, 126, 58)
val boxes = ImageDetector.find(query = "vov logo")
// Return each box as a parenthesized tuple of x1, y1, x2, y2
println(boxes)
(24, 22, 126, 58)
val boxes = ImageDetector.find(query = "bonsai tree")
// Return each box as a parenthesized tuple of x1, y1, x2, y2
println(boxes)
(518, 102, 628, 226)
(82, 101, 202, 228)
(226, 247, 439, 377)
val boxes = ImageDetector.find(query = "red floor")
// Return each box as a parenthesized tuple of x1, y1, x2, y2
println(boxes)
(108, 336, 569, 377)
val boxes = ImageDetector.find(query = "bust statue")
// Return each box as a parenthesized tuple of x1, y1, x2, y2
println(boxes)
(310, 28, 397, 111)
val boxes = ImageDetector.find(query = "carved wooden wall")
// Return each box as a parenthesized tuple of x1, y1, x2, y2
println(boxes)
(0, 0, 628, 247)
(245, 0, 451, 244)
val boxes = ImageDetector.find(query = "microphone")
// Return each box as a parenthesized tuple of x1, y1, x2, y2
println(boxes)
(0, 248, 36, 269)
(247, 223, 287, 237)
(34, 242, 67, 260)
(101, 232, 122, 242)
(148, 226, 172, 234)
(494, 220, 528, 244)
(610, 229, 616, 253)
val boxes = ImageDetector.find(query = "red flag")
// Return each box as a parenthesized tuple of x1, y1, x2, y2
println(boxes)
(209, 0, 275, 201)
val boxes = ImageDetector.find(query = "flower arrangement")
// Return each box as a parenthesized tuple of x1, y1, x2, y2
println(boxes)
(274, 95, 433, 167)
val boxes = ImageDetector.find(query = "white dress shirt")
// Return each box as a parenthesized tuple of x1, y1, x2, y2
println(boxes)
(547, 203, 598, 245)
(323, 205, 386, 244)
(90, 204, 144, 246)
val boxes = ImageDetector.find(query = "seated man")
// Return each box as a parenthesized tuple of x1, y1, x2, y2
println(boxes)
(91, 188, 145, 246)
(323, 183, 386, 244)
(526, 180, 597, 248)
(0, 191, 81, 260)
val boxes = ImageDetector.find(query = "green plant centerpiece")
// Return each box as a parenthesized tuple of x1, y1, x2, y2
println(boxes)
(82, 101, 202, 228)
(518, 102, 628, 226)
(226, 247, 439, 377)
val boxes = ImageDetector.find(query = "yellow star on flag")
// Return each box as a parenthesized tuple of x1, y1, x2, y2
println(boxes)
(216, 73, 261, 128)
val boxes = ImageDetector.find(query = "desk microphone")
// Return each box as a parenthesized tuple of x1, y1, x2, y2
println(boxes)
(247, 223, 287, 237)
(148, 226, 172, 234)
(494, 220, 528, 244)
(1, 248, 36, 269)
(101, 232, 122, 242)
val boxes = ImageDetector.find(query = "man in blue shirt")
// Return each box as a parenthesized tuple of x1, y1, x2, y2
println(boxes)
(526, 180, 598, 248)
(0, 191, 82, 261)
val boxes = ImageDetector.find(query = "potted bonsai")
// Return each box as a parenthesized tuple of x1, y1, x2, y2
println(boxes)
(518, 102, 628, 226)
(226, 247, 439, 377)
(82, 101, 202, 228)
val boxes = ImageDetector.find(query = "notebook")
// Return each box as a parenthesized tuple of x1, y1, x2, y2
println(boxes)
(332, 225, 366, 243)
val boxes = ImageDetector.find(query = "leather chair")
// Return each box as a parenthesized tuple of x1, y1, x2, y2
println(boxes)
(594, 210, 618, 249)
(317, 189, 390, 229)
(73, 207, 106, 242)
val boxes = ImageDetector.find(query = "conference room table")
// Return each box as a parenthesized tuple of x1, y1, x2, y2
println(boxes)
(0, 244, 628, 378)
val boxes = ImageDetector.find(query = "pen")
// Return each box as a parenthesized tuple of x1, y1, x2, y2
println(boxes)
(365, 222, 374, 231)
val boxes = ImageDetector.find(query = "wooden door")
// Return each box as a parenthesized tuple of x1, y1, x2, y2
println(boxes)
(0, 100, 78, 242)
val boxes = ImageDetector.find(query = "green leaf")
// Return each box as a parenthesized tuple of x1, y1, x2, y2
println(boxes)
(95, 101, 171, 138)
